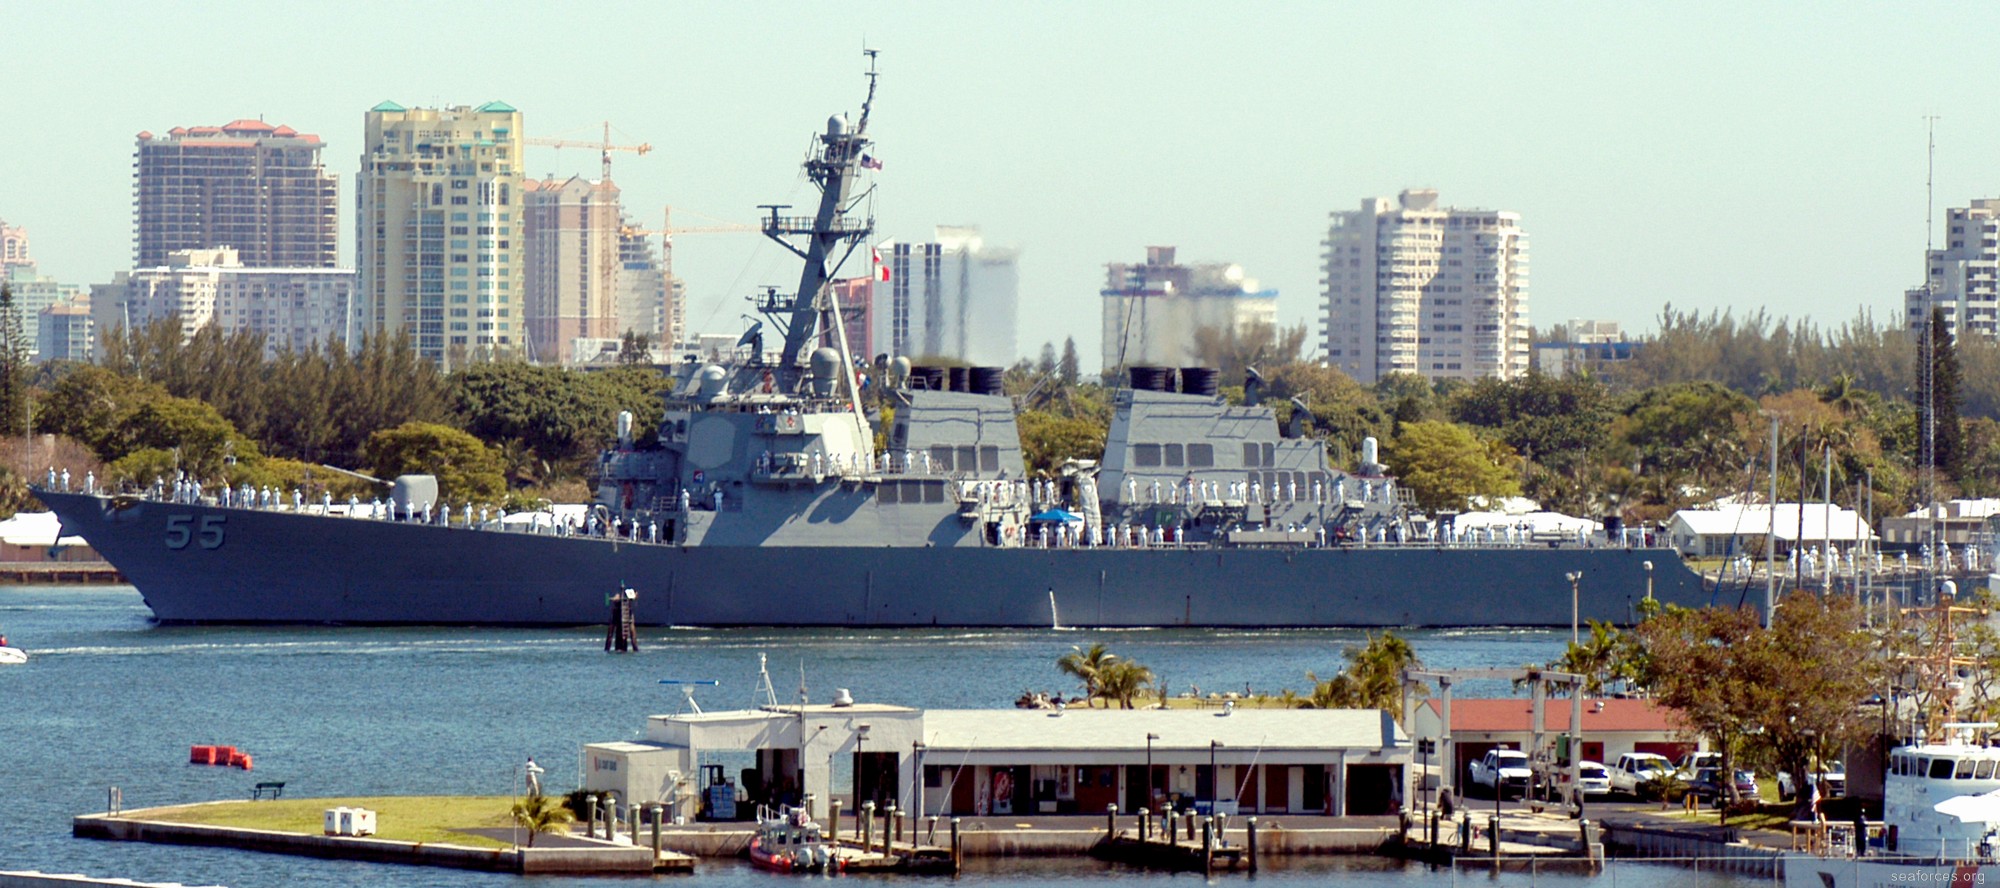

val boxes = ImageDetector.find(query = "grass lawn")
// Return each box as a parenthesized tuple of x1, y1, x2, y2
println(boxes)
(136, 796, 523, 849)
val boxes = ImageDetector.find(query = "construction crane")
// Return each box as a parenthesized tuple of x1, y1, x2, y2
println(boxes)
(526, 121, 652, 182)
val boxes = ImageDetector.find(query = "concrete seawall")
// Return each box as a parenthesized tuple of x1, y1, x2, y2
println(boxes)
(649, 816, 1398, 858)
(0, 873, 222, 888)
(1599, 820, 1783, 878)
(73, 814, 655, 874)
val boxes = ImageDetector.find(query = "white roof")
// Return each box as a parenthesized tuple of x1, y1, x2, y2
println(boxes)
(918, 708, 1405, 753)
(1669, 504, 1876, 543)
(1899, 499, 2000, 521)
(0, 511, 88, 547)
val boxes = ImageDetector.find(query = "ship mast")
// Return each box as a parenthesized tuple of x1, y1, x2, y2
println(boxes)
(758, 53, 879, 366)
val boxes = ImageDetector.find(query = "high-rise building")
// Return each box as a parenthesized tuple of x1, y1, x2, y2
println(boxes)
(615, 225, 671, 346)
(1100, 246, 1278, 374)
(522, 175, 622, 363)
(356, 101, 524, 365)
(873, 226, 1018, 366)
(1321, 188, 1530, 384)
(0, 218, 31, 277)
(4, 265, 83, 359)
(1906, 198, 2000, 339)
(103, 248, 359, 357)
(134, 121, 338, 269)
(37, 303, 94, 364)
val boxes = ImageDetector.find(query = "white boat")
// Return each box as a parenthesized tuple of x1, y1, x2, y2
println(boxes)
(1786, 589, 2000, 887)
(1785, 730, 2000, 887)
(0, 646, 26, 665)
(748, 805, 841, 873)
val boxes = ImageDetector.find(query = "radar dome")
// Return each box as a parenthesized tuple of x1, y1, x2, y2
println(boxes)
(809, 347, 840, 397)
(826, 114, 848, 137)
(696, 365, 728, 400)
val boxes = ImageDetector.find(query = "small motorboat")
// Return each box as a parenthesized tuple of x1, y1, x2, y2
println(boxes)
(0, 646, 27, 665)
(748, 804, 840, 873)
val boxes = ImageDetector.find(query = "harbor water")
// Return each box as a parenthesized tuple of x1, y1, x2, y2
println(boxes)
(1, 585, 1760, 887)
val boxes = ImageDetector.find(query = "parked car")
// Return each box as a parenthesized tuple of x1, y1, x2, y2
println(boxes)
(1675, 751, 1723, 778)
(1778, 767, 1847, 801)
(1470, 749, 1532, 799)
(1575, 761, 1613, 799)
(1689, 767, 1760, 803)
(1610, 753, 1675, 798)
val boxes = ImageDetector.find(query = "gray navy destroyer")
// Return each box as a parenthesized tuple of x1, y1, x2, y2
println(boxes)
(34, 61, 1709, 627)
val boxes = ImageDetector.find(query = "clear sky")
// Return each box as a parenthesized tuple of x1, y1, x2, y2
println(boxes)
(4, 2, 1997, 370)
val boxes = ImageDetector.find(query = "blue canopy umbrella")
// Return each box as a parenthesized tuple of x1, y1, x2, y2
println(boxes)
(1029, 509, 1084, 524)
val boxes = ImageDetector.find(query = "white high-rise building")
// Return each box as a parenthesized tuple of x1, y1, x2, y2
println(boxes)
(103, 248, 360, 357)
(1321, 188, 1530, 384)
(872, 226, 1018, 366)
(1099, 246, 1277, 374)
(1906, 198, 2000, 339)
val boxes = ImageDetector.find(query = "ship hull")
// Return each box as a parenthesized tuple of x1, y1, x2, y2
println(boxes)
(39, 491, 1715, 627)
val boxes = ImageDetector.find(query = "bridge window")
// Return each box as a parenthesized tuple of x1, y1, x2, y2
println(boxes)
(922, 482, 944, 504)
(1930, 758, 1953, 779)
(929, 446, 954, 471)
(1958, 758, 1976, 779)
(980, 446, 1000, 472)
(1978, 760, 1995, 779)
(1134, 444, 1162, 467)
(900, 480, 923, 501)
(1187, 444, 1214, 467)
(1243, 443, 1262, 467)
(1164, 444, 1184, 467)
(878, 483, 899, 504)
(957, 446, 976, 472)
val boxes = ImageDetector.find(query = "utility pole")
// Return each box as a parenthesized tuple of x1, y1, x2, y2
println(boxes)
(1766, 415, 1777, 626)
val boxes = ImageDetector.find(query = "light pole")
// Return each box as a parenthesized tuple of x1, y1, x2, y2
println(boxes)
(855, 724, 872, 810)
(1146, 733, 1160, 810)
(912, 740, 926, 819)
(1209, 740, 1223, 813)
(1642, 560, 1654, 601)
(1566, 571, 1583, 645)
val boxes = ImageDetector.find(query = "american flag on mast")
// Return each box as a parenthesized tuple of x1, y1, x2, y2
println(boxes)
(873, 247, 891, 283)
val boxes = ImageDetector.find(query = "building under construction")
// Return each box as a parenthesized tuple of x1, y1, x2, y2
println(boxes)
(134, 120, 338, 270)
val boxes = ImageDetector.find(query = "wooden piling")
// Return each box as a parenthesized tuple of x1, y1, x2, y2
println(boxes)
(1106, 804, 1119, 841)
(950, 817, 962, 871)
(1137, 807, 1149, 842)
(830, 799, 842, 843)
(1246, 817, 1258, 873)
(861, 801, 875, 854)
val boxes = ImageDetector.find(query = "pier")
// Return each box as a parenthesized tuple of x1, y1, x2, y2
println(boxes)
(0, 562, 122, 584)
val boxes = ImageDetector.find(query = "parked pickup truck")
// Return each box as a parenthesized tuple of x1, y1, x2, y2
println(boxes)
(1470, 748, 1532, 799)
(1609, 752, 1674, 798)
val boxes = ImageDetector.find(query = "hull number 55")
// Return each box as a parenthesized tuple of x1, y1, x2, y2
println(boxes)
(165, 514, 225, 550)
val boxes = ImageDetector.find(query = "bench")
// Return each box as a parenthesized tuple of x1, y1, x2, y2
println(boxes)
(251, 781, 286, 800)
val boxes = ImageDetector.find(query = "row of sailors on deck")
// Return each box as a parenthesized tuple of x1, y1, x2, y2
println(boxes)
(45, 467, 92, 494)
(1119, 476, 1393, 507)
(1743, 544, 1980, 576)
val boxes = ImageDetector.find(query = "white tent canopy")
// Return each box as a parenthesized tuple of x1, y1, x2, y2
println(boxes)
(0, 511, 88, 548)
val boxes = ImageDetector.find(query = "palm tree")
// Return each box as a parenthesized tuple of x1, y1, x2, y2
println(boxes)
(1056, 643, 1119, 706)
(510, 792, 575, 848)
(1097, 659, 1156, 709)
(1307, 632, 1423, 718)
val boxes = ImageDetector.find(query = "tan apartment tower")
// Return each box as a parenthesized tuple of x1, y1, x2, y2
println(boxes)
(356, 101, 524, 365)
(134, 121, 338, 269)
(1321, 188, 1530, 384)
(522, 176, 620, 363)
